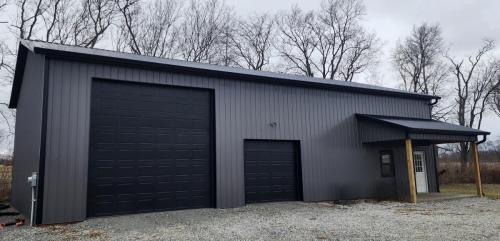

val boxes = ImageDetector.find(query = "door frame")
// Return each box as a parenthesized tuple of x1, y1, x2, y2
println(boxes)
(413, 150, 429, 193)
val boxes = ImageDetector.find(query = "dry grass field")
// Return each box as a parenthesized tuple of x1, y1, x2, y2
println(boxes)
(0, 164, 12, 202)
(438, 161, 500, 184)
(440, 183, 500, 200)
(437, 160, 500, 200)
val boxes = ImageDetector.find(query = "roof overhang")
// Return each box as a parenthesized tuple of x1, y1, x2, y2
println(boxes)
(356, 114, 490, 144)
(9, 40, 439, 108)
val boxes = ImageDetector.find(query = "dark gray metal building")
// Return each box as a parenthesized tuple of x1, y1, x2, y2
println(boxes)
(9, 40, 489, 225)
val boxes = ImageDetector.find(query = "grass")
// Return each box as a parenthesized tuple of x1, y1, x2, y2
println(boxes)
(440, 183, 500, 200)
(0, 165, 12, 202)
(438, 162, 500, 184)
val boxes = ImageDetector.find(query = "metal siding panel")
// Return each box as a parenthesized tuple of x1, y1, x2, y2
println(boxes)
(215, 78, 226, 207)
(393, 144, 409, 198)
(76, 63, 88, 219)
(68, 62, 78, 220)
(425, 146, 438, 192)
(228, 79, 235, 205)
(10, 52, 45, 219)
(236, 81, 244, 204)
(42, 59, 432, 223)
(302, 88, 313, 199)
(43, 60, 58, 223)
(60, 61, 71, 221)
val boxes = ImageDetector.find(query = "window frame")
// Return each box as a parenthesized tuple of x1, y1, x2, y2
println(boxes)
(379, 150, 395, 177)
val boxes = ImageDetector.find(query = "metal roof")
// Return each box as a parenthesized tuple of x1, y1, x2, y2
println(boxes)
(9, 40, 439, 108)
(356, 114, 490, 136)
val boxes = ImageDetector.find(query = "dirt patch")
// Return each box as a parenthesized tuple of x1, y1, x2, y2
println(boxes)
(40, 224, 109, 241)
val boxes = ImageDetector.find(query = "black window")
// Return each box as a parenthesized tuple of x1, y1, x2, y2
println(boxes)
(380, 151, 395, 177)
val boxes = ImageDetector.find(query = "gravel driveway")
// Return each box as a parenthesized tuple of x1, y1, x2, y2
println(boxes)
(1, 198, 499, 241)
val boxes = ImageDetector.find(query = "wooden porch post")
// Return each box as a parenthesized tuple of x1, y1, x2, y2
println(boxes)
(405, 139, 417, 203)
(471, 142, 484, 197)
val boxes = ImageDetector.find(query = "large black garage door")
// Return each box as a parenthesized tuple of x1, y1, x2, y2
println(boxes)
(244, 140, 302, 203)
(88, 79, 214, 217)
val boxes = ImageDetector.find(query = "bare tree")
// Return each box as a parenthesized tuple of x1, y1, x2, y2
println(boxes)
(3, 0, 117, 153)
(115, 0, 181, 58)
(214, 23, 238, 67)
(276, 0, 379, 80)
(71, 0, 116, 48)
(113, 0, 139, 51)
(338, 30, 378, 81)
(177, 0, 233, 64)
(42, 0, 75, 43)
(315, 0, 378, 81)
(0, 102, 15, 144)
(14, 0, 116, 47)
(0, 1, 14, 85)
(492, 82, 500, 117)
(0, 0, 7, 10)
(275, 6, 317, 76)
(0, 43, 14, 81)
(446, 39, 500, 171)
(0, 0, 16, 145)
(230, 13, 274, 70)
(393, 23, 446, 93)
(393, 23, 451, 119)
(15, 0, 49, 40)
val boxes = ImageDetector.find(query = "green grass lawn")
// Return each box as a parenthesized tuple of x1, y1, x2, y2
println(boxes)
(440, 183, 500, 200)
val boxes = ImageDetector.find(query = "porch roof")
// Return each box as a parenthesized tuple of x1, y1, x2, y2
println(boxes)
(356, 114, 490, 144)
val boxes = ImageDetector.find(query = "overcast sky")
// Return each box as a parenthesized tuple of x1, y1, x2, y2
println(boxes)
(224, 0, 500, 140)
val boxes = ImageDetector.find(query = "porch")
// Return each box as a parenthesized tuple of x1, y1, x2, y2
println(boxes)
(357, 114, 490, 203)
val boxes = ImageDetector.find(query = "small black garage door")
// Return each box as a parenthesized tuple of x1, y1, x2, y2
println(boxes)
(244, 140, 302, 203)
(87, 79, 214, 217)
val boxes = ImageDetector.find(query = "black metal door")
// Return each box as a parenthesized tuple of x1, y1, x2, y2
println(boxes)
(244, 140, 302, 203)
(88, 79, 214, 217)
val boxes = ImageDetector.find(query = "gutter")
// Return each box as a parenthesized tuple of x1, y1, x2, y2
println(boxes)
(429, 97, 439, 106)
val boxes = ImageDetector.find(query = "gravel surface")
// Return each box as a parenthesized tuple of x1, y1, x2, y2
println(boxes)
(1, 198, 499, 241)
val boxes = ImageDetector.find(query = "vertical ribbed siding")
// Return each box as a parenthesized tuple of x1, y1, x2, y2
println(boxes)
(10, 52, 45, 219)
(422, 146, 438, 193)
(42, 59, 431, 224)
(358, 119, 406, 143)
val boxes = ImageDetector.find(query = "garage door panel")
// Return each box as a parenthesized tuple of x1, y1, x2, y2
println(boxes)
(88, 80, 214, 217)
(245, 176, 296, 185)
(244, 140, 301, 204)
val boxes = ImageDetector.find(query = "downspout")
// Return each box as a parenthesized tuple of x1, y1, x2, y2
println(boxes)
(476, 134, 487, 145)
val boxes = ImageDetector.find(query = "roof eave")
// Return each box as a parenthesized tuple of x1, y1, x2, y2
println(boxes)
(9, 40, 440, 109)
(31, 45, 439, 101)
(407, 128, 490, 136)
(356, 114, 490, 137)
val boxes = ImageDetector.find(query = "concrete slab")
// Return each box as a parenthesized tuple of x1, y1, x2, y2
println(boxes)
(417, 193, 477, 202)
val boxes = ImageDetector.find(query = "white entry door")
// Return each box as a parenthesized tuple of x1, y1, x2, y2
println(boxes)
(413, 151, 428, 193)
